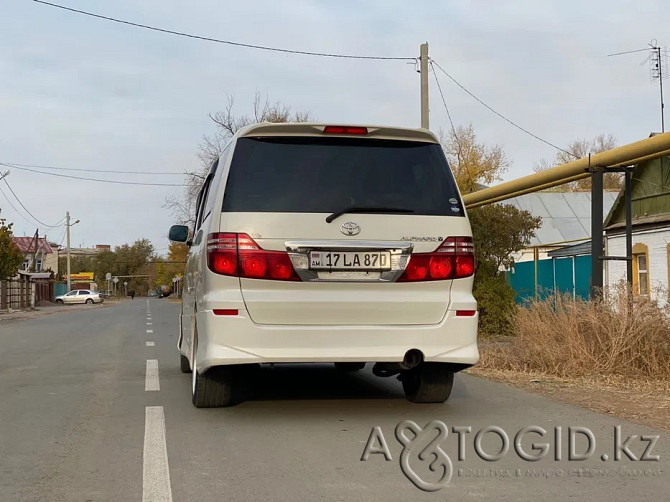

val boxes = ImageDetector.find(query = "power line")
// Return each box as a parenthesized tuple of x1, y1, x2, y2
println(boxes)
(0, 184, 39, 227)
(3, 179, 65, 228)
(429, 62, 457, 136)
(33, 1, 415, 61)
(430, 61, 477, 191)
(430, 59, 577, 159)
(0, 164, 186, 187)
(1, 161, 183, 176)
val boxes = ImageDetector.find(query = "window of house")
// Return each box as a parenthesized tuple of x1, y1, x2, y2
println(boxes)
(637, 254, 648, 295)
(632, 243, 650, 296)
(22, 259, 29, 270)
(36, 259, 42, 272)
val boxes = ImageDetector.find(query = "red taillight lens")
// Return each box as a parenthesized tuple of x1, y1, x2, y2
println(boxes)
(240, 254, 268, 278)
(398, 237, 474, 282)
(455, 255, 475, 277)
(323, 125, 368, 135)
(207, 233, 238, 276)
(207, 233, 300, 281)
(402, 255, 430, 281)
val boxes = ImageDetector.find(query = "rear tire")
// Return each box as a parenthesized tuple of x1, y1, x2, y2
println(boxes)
(401, 363, 454, 403)
(85, 298, 93, 304)
(191, 354, 251, 408)
(180, 354, 191, 373)
(334, 362, 366, 371)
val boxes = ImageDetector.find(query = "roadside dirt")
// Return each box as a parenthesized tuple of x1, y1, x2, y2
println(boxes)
(467, 364, 670, 432)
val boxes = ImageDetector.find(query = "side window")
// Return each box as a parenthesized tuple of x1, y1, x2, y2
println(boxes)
(202, 144, 231, 223)
(632, 243, 650, 296)
(195, 178, 212, 230)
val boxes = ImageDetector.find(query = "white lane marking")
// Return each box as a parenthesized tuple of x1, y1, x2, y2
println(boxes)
(145, 360, 160, 391)
(147, 322, 153, 325)
(146, 341, 155, 347)
(146, 329, 153, 333)
(143, 406, 173, 502)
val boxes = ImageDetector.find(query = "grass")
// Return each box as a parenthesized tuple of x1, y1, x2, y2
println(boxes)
(478, 286, 670, 380)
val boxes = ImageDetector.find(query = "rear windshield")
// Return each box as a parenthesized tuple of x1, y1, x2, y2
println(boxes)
(221, 136, 463, 216)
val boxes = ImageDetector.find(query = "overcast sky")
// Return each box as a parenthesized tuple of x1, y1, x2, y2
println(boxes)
(1, 0, 669, 254)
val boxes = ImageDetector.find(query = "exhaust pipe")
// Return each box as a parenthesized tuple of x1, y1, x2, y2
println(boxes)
(400, 349, 423, 370)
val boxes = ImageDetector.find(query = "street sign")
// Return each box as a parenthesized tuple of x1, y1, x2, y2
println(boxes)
(105, 272, 112, 281)
(123, 281, 128, 286)
(113, 277, 119, 284)
(172, 277, 178, 283)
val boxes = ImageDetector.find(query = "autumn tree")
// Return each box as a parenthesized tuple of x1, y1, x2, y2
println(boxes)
(442, 125, 541, 336)
(156, 241, 188, 289)
(0, 219, 23, 279)
(166, 92, 312, 226)
(533, 134, 621, 191)
(440, 124, 508, 193)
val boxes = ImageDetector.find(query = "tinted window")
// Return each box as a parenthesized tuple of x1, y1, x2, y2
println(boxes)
(222, 137, 463, 216)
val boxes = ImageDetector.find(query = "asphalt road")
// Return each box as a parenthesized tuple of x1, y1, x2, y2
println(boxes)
(1, 299, 667, 501)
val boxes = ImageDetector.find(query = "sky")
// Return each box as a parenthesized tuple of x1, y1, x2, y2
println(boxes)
(1, 0, 669, 255)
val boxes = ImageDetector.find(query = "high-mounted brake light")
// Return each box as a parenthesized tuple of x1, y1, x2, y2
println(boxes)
(398, 237, 475, 282)
(207, 233, 300, 281)
(323, 125, 368, 135)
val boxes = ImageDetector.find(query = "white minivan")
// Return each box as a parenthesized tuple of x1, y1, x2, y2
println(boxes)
(169, 123, 478, 407)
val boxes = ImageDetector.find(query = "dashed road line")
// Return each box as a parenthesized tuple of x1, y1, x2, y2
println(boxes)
(146, 341, 155, 347)
(147, 322, 153, 325)
(146, 329, 154, 334)
(145, 360, 160, 391)
(143, 406, 173, 502)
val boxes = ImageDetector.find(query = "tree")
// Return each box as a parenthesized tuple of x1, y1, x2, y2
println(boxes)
(156, 241, 188, 288)
(533, 134, 622, 191)
(0, 220, 23, 279)
(165, 92, 312, 226)
(440, 124, 509, 193)
(442, 125, 541, 337)
(468, 204, 542, 276)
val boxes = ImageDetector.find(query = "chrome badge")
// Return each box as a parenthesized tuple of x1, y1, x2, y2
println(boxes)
(340, 222, 361, 236)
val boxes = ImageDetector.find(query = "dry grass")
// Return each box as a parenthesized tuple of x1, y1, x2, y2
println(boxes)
(479, 286, 670, 380)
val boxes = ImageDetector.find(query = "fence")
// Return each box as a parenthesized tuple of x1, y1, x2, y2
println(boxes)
(506, 255, 591, 303)
(0, 275, 34, 310)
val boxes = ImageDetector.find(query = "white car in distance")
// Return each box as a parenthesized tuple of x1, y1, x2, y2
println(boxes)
(54, 290, 103, 304)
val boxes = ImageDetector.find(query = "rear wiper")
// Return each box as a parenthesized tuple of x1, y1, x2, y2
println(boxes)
(326, 206, 414, 223)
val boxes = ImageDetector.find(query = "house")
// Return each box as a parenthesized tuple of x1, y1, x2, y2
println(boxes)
(504, 191, 617, 262)
(12, 236, 59, 274)
(502, 191, 617, 302)
(604, 154, 670, 305)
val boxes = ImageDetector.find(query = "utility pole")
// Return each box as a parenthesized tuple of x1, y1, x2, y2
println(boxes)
(66, 212, 71, 292)
(420, 42, 429, 129)
(653, 46, 666, 132)
(30, 228, 39, 272)
(65, 212, 80, 292)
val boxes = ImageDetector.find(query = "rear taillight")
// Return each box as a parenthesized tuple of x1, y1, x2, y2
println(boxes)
(207, 233, 300, 281)
(398, 237, 474, 282)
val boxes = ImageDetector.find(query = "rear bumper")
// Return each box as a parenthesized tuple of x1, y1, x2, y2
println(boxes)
(193, 309, 478, 372)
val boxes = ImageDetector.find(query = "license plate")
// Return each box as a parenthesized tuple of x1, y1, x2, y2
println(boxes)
(309, 251, 391, 270)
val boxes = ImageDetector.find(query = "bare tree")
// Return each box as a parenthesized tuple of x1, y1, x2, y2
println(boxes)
(533, 134, 621, 191)
(164, 92, 312, 226)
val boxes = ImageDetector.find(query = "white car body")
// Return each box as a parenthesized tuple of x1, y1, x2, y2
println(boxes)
(172, 123, 478, 406)
(54, 290, 103, 304)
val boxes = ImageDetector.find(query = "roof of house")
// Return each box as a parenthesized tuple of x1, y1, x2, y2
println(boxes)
(502, 191, 618, 246)
(547, 240, 593, 258)
(604, 155, 670, 230)
(12, 237, 53, 254)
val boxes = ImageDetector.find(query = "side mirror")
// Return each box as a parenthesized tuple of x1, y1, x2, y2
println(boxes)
(168, 225, 190, 243)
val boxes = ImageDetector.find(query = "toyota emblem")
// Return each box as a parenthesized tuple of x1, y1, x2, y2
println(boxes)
(340, 222, 361, 236)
